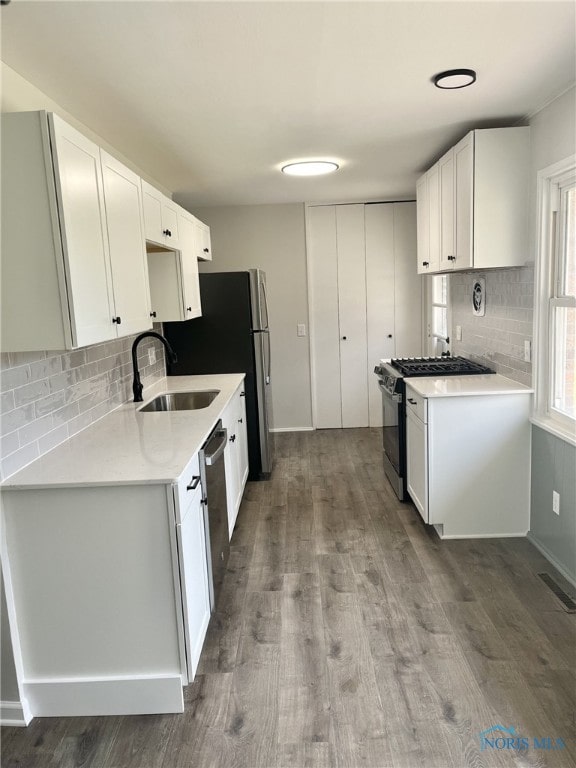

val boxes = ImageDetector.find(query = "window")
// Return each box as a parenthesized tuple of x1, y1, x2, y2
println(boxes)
(534, 156, 576, 444)
(427, 274, 450, 355)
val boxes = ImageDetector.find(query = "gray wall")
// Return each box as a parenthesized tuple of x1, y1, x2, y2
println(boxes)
(190, 204, 313, 431)
(451, 266, 533, 386)
(527, 86, 576, 584)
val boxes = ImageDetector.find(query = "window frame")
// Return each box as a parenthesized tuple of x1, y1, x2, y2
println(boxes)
(425, 274, 451, 356)
(533, 155, 576, 446)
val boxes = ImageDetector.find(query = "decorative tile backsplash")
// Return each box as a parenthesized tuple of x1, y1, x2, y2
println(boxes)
(451, 267, 534, 386)
(0, 330, 167, 480)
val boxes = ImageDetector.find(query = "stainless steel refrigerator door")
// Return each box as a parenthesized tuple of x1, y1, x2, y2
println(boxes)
(250, 270, 274, 475)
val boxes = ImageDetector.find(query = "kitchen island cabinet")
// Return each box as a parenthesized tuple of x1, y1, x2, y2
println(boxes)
(405, 375, 532, 538)
(1, 374, 245, 722)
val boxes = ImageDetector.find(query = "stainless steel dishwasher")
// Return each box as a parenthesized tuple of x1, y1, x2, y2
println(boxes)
(199, 420, 229, 610)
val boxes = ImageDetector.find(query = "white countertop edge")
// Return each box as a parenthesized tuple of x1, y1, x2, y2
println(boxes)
(1, 373, 246, 490)
(404, 373, 534, 398)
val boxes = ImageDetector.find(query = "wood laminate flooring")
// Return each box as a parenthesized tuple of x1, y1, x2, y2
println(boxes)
(2, 429, 575, 768)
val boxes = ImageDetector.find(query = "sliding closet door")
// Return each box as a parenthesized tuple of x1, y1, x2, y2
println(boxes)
(336, 205, 369, 428)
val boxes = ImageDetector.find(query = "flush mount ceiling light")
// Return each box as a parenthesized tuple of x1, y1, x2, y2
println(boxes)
(281, 161, 339, 176)
(433, 69, 477, 89)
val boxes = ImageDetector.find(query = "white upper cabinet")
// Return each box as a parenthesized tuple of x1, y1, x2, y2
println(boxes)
(1, 111, 152, 351)
(416, 164, 440, 274)
(147, 208, 202, 322)
(141, 180, 180, 249)
(195, 219, 212, 261)
(416, 127, 530, 274)
(100, 151, 152, 335)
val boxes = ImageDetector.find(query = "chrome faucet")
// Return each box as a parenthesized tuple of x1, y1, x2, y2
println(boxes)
(131, 332, 178, 402)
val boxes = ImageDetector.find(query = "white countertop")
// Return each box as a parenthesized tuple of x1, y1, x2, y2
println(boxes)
(405, 373, 533, 398)
(1, 374, 245, 490)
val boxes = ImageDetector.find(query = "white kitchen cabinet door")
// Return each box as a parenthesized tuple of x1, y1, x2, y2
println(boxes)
(406, 403, 428, 523)
(221, 384, 249, 538)
(196, 219, 212, 261)
(439, 149, 455, 271)
(427, 163, 441, 272)
(176, 492, 210, 683)
(49, 114, 116, 347)
(336, 204, 369, 428)
(179, 214, 202, 319)
(307, 205, 342, 428)
(454, 133, 474, 270)
(100, 151, 152, 336)
(141, 181, 180, 249)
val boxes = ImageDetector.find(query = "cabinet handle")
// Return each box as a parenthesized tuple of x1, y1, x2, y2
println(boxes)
(112, 316, 122, 325)
(150, 311, 157, 318)
(408, 398, 417, 405)
(238, 418, 243, 423)
(422, 261, 429, 267)
(447, 255, 456, 262)
(229, 434, 236, 443)
(186, 306, 192, 312)
(186, 475, 201, 491)
(203, 248, 210, 253)
(240, 391, 246, 397)
(163, 229, 172, 237)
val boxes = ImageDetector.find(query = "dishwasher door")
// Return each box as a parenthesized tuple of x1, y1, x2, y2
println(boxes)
(200, 420, 229, 611)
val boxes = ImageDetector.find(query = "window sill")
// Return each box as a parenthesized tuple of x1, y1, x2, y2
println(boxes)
(530, 415, 576, 447)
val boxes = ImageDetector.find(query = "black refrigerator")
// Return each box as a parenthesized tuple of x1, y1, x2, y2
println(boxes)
(164, 269, 274, 480)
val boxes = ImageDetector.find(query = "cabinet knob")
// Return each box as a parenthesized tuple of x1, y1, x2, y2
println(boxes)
(238, 418, 243, 423)
(186, 307, 192, 312)
(163, 229, 172, 237)
(240, 391, 246, 397)
(408, 398, 417, 405)
(203, 248, 210, 253)
(447, 255, 456, 262)
(422, 261, 429, 267)
(150, 311, 157, 318)
(112, 316, 121, 325)
(229, 434, 236, 443)
(342, 336, 347, 340)
(387, 334, 393, 338)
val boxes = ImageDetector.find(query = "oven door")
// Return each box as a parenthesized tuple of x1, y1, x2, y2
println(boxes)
(378, 381, 406, 500)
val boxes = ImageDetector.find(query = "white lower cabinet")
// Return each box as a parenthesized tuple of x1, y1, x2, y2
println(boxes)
(405, 381, 532, 538)
(1, 451, 213, 718)
(221, 384, 249, 538)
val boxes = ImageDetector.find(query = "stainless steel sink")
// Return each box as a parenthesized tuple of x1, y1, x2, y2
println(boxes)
(139, 390, 220, 412)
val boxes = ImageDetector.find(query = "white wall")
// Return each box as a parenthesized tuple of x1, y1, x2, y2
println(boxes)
(190, 204, 313, 431)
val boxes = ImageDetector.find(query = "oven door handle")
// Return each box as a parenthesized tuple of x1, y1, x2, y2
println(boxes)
(378, 381, 402, 403)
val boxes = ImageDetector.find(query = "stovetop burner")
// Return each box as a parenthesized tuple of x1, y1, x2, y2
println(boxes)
(390, 356, 494, 377)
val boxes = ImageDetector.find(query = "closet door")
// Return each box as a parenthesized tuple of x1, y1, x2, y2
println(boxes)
(365, 204, 395, 427)
(336, 205, 369, 428)
(307, 206, 342, 428)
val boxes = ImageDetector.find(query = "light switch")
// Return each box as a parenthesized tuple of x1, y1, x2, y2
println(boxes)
(297, 323, 306, 337)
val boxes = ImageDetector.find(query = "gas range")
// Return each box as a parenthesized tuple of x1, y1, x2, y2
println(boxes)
(374, 356, 495, 395)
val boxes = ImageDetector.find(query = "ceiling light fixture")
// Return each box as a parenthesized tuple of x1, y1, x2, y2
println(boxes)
(281, 161, 339, 176)
(433, 69, 477, 89)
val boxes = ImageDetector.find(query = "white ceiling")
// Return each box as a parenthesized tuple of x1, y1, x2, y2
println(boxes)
(2, 1, 575, 208)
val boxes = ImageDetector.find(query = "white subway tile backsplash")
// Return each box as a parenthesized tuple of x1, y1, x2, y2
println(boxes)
(451, 267, 534, 385)
(0, 329, 168, 480)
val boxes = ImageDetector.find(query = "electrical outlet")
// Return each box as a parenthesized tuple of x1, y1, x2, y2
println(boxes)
(553, 491, 560, 515)
(524, 340, 531, 363)
(148, 348, 156, 366)
(297, 323, 306, 337)
(456, 325, 462, 342)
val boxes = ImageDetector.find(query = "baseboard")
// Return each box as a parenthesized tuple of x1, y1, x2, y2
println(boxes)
(438, 531, 529, 540)
(528, 532, 576, 588)
(0, 700, 31, 727)
(270, 427, 314, 433)
(22, 673, 184, 718)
